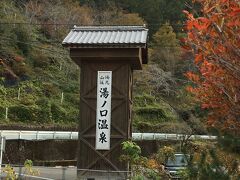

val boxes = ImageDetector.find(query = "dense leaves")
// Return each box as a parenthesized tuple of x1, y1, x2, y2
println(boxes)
(184, 0, 240, 135)
(0, 0, 202, 134)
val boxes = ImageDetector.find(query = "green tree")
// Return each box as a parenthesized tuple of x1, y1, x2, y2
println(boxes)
(151, 23, 181, 75)
(117, 0, 192, 37)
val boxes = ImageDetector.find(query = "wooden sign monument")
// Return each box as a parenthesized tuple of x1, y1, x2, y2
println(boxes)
(62, 26, 148, 179)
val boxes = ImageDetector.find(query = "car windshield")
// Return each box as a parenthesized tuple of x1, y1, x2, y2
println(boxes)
(166, 154, 188, 167)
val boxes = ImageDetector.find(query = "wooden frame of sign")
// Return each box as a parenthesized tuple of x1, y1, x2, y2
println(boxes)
(63, 26, 148, 179)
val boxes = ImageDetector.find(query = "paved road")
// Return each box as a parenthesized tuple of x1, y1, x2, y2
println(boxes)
(2, 166, 77, 180)
(3, 166, 127, 180)
(2, 166, 129, 180)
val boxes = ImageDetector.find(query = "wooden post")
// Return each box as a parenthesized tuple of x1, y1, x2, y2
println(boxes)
(5, 107, 8, 120)
(17, 88, 21, 100)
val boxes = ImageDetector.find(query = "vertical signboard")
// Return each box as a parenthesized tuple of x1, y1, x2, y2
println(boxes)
(96, 71, 112, 150)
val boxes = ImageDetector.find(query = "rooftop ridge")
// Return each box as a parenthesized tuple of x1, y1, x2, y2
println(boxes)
(72, 25, 147, 31)
(62, 25, 148, 48)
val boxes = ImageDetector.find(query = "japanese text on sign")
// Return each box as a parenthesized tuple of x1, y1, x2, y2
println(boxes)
(96, 71, 112, 150)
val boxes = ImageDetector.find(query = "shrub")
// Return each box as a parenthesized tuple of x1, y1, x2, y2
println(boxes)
(8, 105, 36, 121)
(36, 98, 52, 123)
(42, 83, 59, 97)
(65, 107, 78, 122)
(134, 121, 192, 134)
(0, 106, 5, 119)
(156, 146, 175, 164)
(11, 61, 32, 80)
(51, 102, 67, 122)
(134, 94, 156, 107)
(134, 107, 167, 121)
(31, 50, 50, 68)
(14, 25, 33, 56)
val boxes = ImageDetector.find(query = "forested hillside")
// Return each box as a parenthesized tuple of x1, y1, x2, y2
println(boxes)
(0, 0, 205, 134)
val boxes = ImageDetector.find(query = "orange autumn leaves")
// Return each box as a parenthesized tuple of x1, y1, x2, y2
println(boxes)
(183, 0, 240, 135)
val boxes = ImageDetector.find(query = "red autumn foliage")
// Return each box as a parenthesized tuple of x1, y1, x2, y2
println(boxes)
(183, 0, 240, 135)
(14, 55, 25, 62)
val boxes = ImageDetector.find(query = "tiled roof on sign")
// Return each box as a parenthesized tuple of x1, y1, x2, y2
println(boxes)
(62, 25, 148, 47)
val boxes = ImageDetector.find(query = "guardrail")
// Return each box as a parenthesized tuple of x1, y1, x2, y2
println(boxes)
(0, 131, 217, 141)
